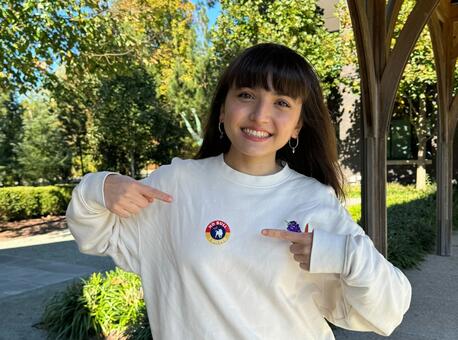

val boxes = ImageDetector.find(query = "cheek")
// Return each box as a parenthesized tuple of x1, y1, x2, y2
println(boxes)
(277, 116, 300, 132)
(223, 104, 245, 124)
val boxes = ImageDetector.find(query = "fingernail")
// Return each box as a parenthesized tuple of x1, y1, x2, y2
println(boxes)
(261, 230, 267, 235)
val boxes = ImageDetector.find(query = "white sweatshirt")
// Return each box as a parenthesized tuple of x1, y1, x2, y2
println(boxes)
(66, 154, 411, 340)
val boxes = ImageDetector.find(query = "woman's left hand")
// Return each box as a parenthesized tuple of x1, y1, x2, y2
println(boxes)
(261, 229, 314, 271)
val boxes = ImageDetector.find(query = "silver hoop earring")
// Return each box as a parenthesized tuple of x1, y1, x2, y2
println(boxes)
(289, 136, 299, 154)
(218, 121, 224, 139)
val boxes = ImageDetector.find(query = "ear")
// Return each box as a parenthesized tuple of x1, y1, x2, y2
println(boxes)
(291, 120, 302, 139)
(219, 105, 225, 122)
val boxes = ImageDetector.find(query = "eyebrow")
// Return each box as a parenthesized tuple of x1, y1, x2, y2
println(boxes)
(238, 86, 294, 98)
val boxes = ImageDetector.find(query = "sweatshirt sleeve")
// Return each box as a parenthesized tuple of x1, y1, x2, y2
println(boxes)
(66, 171, 143, 274)
(308, 190, 412, 336)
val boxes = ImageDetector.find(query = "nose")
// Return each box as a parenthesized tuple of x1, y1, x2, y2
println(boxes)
(249, 98, 270, 123)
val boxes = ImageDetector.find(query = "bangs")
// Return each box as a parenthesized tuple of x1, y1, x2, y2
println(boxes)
(227, 46, 311, 100)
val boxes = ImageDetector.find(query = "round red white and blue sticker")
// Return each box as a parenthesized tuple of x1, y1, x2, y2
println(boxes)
(205, 220, 231, 245)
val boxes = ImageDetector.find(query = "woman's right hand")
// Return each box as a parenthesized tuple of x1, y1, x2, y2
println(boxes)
(104, 174, 173, 218)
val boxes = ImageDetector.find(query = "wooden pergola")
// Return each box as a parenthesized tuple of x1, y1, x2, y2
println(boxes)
(346, 0, 458, 256)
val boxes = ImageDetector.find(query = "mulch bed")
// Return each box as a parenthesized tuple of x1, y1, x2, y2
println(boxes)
(0, 216, 67, 240)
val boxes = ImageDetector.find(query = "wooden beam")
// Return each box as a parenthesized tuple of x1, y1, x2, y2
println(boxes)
(450, 88, 458, 130)
(429, 0, 458, 255)
(346, 0, 440, 256)
(347, 0, 378, 134)
(386, 0, 403, 50)
(347, 0, 386, 254)
(380, 0, 440, 132)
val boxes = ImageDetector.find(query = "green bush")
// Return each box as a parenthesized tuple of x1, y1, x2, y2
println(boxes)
(0, 185, 73, 221)
(347, 183, 436, 269)
(40, 268, 150, 340)
(39, 281, 100, 340)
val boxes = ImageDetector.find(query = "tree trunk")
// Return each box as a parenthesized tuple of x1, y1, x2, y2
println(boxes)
(415, 99, 428, 190)
(130, 150, 136, 178)
(416, 140, 427, 190)
(77, 138, 85, 177)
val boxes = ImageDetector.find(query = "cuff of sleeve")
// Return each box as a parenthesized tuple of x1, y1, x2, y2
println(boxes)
(309, 228, 348, 274)
(81, 171, 118, 211)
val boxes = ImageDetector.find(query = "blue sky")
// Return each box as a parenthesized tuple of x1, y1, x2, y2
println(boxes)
(207, 2, 221, 28)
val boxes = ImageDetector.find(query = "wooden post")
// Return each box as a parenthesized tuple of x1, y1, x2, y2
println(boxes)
(429, 1, 458, 255)
(346, 0, 440, 255)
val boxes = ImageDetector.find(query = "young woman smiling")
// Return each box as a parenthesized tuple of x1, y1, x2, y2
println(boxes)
(67, 43, 411, 339)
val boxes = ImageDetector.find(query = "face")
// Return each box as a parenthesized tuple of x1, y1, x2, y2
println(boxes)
(220, 85, 303, 167)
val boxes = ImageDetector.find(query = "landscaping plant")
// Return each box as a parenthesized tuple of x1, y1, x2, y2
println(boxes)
(0, 185, 73, 221)
(346, 183, 436, 269)
(40, 268, 149, 340)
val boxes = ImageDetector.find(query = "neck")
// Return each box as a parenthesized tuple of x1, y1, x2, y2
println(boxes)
(223, 152, 281, 176)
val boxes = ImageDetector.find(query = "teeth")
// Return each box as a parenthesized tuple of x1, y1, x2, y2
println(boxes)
(243, 128, 270, 138)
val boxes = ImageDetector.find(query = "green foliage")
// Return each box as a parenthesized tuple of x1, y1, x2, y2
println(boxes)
(0, 0, 111, 91)
(0, 90, 23, 185)
(16, 92, 72, 183)
(0, 185, 72, 221)
(44, 0, 203, 174)
(39, 281, 100, 340)
(347, 204, 361, 223)
(41, 268, 149, 340)
(93, 69, 186, 177)
(82, 268, 145, 337)
(124, 310, 153, 340)
(346, 183, 436, 269)
(209, 0, 342, 93)
(344, 183, 361, 199)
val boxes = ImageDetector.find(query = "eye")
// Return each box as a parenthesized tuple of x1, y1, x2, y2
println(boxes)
(276, 99, 291, 108)
(237, 91, 254, 100)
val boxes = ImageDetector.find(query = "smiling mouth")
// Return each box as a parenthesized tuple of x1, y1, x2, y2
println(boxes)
(241, 128, 272, 139)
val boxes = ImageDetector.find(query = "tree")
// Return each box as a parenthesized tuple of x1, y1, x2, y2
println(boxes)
(395, 1, 437, 189)
(49, 66, 101, 177)
(0, 90, 23, 185)
(208, 0, 342, 93)
(16, 92, 72, 183)
(0, 0, 111, 91)
(46, 0, 204, 174)
(91, 69, 185, 177)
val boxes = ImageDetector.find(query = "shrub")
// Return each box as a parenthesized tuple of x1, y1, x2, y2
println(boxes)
(83, 268, 146, 338)
(0, 185, 73, 221)
(346, 183, 436, 269)
(39, 281, 100, 340)
(40, 268, 150, 340)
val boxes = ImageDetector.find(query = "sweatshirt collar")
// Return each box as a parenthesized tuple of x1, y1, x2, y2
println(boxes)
(215, 153, 293, 188)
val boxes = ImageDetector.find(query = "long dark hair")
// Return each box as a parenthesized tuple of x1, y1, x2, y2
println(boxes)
(195, 43, 344, 199)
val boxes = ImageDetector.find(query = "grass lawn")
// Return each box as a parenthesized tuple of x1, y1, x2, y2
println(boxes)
(344, 182, 458, 269)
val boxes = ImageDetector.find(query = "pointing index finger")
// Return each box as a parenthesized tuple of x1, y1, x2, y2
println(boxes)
(139, 184, 173, 203)
(261, 229, 308, 242)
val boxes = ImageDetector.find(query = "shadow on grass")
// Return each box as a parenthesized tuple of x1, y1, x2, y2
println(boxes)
(386, 192, 436, 269)
(348, 190, 437, 269)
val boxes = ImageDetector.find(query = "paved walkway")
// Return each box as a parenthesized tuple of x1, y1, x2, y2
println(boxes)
(0, 232, 115, 340)
(0, 228, 457, 339)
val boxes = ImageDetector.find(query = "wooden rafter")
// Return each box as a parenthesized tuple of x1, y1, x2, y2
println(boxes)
(381, 0, 439, 132)
(386, 0, 403, 53)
